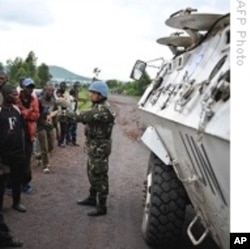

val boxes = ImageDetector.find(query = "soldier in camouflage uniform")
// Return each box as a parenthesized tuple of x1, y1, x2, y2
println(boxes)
(75, 81, 115, 216)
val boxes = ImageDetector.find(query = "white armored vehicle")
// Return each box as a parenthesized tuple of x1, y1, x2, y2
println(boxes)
(130, 8, 230, 249)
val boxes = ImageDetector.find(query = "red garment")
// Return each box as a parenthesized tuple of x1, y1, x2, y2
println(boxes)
(17, 93, 40, 141)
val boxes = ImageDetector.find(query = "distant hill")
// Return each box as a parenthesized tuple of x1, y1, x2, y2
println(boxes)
(49, 65, 92, 82)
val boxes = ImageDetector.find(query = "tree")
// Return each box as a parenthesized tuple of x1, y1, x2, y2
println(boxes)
(123, 72, 151, 96)
(0, 62, 4, 72)
(3, 51, 51, 87)
(6, 57, 26, 85)
(135, 71, 151, 95)
(24, 51, 37, 78)
(37, 63, 52, 88)
(106, 79, 120, 89)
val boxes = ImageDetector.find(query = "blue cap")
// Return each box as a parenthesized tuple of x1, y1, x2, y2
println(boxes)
(22, 78, 35, 87)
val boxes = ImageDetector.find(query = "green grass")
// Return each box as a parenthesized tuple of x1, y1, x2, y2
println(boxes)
(78, 90, 92, 111)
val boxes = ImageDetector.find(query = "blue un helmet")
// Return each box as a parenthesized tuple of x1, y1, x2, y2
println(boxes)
(89, 81, 109, 98)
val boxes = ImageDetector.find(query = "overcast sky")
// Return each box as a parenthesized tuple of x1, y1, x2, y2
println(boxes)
(0, 0, 229, 81)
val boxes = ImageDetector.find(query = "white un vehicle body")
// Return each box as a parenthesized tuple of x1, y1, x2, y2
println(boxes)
(130, 8, 230, 249)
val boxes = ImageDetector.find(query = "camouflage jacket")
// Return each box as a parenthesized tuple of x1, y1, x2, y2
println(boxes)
(74, 100, 115, 157)
(76, 101, 115, 141)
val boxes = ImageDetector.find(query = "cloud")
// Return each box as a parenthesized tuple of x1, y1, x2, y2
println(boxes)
(0, 0, 54, 27)
(0, 0, 230, 81)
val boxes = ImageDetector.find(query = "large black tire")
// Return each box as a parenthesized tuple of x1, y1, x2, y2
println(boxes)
(142, 153, 189, 248)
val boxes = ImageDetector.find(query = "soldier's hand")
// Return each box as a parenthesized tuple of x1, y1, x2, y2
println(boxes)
(66, 111, 76, 120)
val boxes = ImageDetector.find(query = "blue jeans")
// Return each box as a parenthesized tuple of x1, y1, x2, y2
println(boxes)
(66, 122, 77, 144)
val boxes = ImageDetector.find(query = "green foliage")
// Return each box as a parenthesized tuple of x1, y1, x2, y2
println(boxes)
(106, 79, 120, 88)
(107, 72, 151, 96)
(124, 88, 138, 96)
(1, 51, 151, 97)
(0, 62, 4, 72)
(25, 51, 37, 77)
(78, 90, 91, 111)
(105, 72, 151, 96)
(37, 63, 52, 88)
(6, 57, 24, 85)
(1, 51, 51, 87)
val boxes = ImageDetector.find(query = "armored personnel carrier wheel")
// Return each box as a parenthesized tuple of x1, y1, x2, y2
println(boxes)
(142, 153, 189, 248)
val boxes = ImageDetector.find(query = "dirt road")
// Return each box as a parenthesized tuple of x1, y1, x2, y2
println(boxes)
(4, 95, 218, 249)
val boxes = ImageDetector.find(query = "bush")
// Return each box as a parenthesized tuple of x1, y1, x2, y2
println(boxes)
(78, 90, 91, 111)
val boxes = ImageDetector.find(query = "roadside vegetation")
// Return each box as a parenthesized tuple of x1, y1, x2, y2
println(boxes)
(106, 72, 151, 97)
(0, 51, 51, 88)
(78, 88, 92, 111)
(0, 51, 152, 97)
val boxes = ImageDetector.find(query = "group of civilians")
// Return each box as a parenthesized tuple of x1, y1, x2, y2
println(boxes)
(0, 71, 79, 247)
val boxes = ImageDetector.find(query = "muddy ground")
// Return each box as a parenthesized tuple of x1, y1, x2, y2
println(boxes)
(4, 95, 218, 249)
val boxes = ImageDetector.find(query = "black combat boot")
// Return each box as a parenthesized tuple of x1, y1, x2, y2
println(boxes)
(87, 197, 107, 216)
(77, 196, 96, 206)
(77, 189, 97, 206)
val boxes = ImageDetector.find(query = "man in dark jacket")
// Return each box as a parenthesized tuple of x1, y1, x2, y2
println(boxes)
(0, 84, 27, 212)
(75, 81, 115, 216)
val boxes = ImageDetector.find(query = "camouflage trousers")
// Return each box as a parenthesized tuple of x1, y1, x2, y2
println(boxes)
(87, 155, 109, 200)
(85, 139, 111, 200)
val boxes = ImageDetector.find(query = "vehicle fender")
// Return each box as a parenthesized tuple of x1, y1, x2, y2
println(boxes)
(141, 126, 171, 166)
